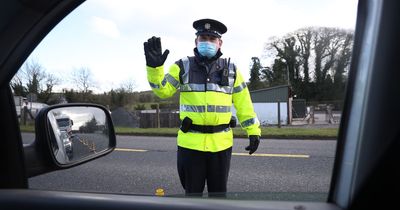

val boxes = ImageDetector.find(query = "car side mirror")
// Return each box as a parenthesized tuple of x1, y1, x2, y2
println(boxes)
(24, 103, 116, 177)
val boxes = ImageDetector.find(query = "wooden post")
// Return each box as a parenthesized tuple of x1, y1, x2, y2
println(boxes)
(287, 97, 292, 125)
(22, 106, 28, 125)
(277, 101, 281, 128)
(310, 106, 315, 124)
(156, 103, 160, 128)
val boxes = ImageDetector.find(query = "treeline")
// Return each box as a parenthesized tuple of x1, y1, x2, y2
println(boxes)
(10, 59, 179, 111)
(248, 27, 354, 102)
(12, 26, 353, 110)
(63, 89, 179, 111)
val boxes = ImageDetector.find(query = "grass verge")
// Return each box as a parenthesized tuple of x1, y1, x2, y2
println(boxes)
(115, 127, 338, 139)
(20, 125, 338, 139)
(19, 124, 35, 132)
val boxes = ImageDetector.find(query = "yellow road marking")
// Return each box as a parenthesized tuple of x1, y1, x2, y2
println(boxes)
(115, 148, 147, 152)
(114, 148, 309, 158)
(232, 152, 310, 158)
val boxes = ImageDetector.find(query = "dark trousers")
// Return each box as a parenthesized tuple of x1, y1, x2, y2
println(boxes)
(177, 146, 232, 197)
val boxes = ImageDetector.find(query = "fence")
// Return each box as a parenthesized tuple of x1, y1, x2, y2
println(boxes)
(306, 100, 344, 111)
(139, 112, 180, 128)
(291, 100, 343, 125)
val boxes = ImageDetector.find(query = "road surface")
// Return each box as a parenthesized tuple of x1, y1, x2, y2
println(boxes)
(24, 134, 336, 200)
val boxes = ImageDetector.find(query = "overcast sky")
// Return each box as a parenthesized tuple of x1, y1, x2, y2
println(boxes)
(28, 0, 358, 93)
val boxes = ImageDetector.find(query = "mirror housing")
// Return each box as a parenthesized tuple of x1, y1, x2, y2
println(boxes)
(24, 103, 116, 177)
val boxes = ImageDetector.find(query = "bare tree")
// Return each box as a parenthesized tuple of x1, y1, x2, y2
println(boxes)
(10, 59, 63, 103)
(10, 73, 26, 96)
(313, 27, 344, 86)
(39, 72, 60, 103)
(263, 27, 354, 100)
(22, 59, 46, 94)
(332, 32, 354, 99)
(44, 73, 60, 93)
(269, 36, 300, 84)
(71, 67, 96, 93)
(119, 78, 137, 93)
(296, 28, 313, 83)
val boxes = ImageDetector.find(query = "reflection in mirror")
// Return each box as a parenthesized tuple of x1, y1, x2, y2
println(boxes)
(47, 106, 111, 164)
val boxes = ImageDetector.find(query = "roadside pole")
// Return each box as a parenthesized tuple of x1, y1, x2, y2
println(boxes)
(277, 101, 281, 128)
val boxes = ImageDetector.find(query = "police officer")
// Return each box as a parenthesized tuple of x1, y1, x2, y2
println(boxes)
(144, 18, 261, 197)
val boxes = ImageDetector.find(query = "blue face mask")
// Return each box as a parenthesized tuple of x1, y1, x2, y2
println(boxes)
(197, 41, 218, 58)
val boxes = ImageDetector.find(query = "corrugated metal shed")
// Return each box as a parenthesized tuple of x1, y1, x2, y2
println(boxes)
(250, 85, 290, 103)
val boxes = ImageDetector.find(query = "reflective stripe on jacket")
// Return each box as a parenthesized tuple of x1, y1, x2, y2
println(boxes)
(146, 55, 260, 152)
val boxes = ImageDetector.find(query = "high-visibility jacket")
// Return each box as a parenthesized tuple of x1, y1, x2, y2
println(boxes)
(147, 50, 260, 152)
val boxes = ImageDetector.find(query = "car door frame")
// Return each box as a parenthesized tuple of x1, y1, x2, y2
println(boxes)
(0, 0, 85, 189)
(328, 0, 400, 209)
(1, 0, 399, 209)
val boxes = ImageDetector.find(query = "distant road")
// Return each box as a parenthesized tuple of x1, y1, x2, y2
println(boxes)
(25, 134, 336, 200)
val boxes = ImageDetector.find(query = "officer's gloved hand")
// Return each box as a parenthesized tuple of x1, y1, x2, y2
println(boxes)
(245, 135, 260, 155)
(143, 36, 170, 68)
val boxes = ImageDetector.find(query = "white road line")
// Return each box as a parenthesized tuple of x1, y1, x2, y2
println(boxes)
(115, 148, 309, 158)
(115, 148, 147, 152)
(232, 152, 310, 158)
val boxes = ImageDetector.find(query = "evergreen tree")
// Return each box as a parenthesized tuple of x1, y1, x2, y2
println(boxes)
(248, 57, 265, 91)
(270, 59, 289, 86)
(264, 27, 354, 101)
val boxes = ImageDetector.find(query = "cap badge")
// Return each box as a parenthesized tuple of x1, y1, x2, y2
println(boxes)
(204, 23, 211, 30)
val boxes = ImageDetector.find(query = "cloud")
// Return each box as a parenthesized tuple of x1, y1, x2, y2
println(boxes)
(46, 0, 358, 92)
(90, 16, 120, 39)
(93, 0, 178, 22)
